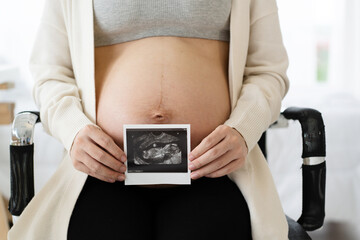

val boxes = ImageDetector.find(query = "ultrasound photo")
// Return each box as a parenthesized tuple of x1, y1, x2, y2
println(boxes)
(123, 124, 191, 185)
(126, 128, 188, 173)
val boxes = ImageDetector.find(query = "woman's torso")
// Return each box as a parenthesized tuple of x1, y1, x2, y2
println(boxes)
(94, 1, 232, 186)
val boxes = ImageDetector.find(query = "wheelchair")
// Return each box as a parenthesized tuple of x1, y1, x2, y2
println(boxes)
(8, 107, 326, 240)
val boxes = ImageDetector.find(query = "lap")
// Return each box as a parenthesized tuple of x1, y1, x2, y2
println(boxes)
(67, 176, 156, 240)
(67, 176, 251, 240)
(156, 176, 252, 240)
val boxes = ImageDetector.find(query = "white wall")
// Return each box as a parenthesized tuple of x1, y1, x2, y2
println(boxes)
(0, 0, 44, 89)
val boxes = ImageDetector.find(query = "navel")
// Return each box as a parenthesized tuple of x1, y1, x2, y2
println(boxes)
(149, 110, 171, 123)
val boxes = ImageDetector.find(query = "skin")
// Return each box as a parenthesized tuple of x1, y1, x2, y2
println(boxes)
(70, 36, 248, 184)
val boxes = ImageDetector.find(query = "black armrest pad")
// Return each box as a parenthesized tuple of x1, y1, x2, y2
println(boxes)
(287, 216, 312, 240)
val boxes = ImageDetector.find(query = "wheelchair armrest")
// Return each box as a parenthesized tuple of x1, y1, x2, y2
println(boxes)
(282, 107, 326, 231)
(9, 111, 40, 216)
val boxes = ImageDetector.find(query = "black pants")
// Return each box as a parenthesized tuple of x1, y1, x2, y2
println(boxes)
(67, 175, 252, 240)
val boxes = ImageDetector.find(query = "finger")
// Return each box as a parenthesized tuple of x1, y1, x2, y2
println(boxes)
(88, 127, 126, 162)
(190, 149, 236, 180)
(73, 160, 119, 183)
(84, 142, 126, 173)
(189, 125, 228, 161)
(205, 159, 243, 178)
(189, 135, 230, 171)
(81, 152, 125, 182)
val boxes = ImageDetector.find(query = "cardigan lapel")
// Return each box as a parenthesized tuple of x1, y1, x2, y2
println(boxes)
(71, 0, 96, 123)
(228, 1, 235, 110)
(229, 0, 250, 111)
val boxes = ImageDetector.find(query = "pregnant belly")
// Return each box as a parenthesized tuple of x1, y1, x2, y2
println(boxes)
(95, 37, 231, 152)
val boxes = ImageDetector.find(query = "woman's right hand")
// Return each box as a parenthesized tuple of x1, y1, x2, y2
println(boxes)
(69, 125, 127, 183)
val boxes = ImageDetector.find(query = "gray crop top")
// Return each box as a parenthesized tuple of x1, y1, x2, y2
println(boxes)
(93, 0, 231, 47)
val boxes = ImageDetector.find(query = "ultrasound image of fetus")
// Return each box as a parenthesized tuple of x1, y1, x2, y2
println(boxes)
(133, 132, 182, 165)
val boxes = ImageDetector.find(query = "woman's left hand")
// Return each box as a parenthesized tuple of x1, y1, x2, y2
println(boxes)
(188, 125, 248, 180)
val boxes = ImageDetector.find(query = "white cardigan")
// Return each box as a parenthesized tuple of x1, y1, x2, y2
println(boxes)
(8, 0, 290, 239)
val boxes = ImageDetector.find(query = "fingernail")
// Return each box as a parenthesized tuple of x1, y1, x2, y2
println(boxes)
(191, 172, 199, 179)
(120, 166, 126, 172)
(188, 154, 194, 161)
(118, 175, 125, 181)
(121, 156, 127, 162)
(189, 163, 195, 170)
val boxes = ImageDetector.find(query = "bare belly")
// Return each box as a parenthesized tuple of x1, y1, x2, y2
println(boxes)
(95, 36, 231, 158)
